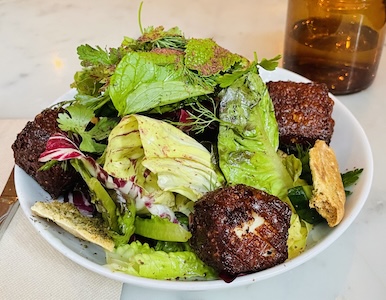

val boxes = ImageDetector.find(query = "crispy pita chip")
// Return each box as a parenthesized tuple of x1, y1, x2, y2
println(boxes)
(31, 201, 114, 251)
(309, 140, 346, 227)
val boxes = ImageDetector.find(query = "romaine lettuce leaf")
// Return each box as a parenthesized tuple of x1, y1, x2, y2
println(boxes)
(105, 241, 217, 280)
(217, 71, 294, 200)
(134, 215, 192, 242)
(287, 214, 312, 259)
(217, 71, 310, 257)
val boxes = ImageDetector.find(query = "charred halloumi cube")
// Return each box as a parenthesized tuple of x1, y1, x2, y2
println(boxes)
(189, 184, 291, 276)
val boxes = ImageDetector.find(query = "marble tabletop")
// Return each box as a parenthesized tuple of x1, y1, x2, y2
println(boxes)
(1, 0, 386, 299)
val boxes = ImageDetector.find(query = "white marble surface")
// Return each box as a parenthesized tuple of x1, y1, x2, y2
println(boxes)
(1, 0, 386, 299)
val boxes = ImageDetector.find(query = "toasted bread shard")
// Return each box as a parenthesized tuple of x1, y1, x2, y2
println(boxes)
(31, 201, 114, 251)
(309, 140, 346, 227)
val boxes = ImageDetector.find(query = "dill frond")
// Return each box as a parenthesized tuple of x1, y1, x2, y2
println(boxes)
(169, 98, 233, 134)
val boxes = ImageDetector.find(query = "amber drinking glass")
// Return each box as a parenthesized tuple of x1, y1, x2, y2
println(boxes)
(283, 0, 386, 95)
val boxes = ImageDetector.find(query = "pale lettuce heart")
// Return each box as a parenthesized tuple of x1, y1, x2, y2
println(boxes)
(103, 114, 175, 212)
(104, 114, 220, 210)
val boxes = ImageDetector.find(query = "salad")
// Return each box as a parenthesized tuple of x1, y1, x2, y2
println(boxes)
(33, 24, 361, 281)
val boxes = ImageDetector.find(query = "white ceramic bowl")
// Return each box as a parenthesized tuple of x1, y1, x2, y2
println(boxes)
(16, 67, 373, 291)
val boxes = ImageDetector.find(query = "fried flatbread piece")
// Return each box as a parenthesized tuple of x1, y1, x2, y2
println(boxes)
(309, 140, 346, 227)
(31, 201, 114, 251)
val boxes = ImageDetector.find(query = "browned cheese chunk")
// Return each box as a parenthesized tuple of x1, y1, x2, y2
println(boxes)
(267, 81, 335, 147)
(189, 184, 291, 276)
(12, 108, 79, 197)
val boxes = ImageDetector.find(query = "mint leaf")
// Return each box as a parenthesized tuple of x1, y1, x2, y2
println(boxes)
(109, 52, 213, 115)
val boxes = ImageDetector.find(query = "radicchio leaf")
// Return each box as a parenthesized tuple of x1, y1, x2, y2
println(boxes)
(39, 133, 178, 222)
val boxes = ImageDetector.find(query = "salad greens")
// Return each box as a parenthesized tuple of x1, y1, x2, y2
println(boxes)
(38, 23, 360, 281)
(58, 103, 118, 154)
(134, 215, 191, 242)
(218, 72, 292, 200)
(103, 114, 221, 205)
(105, 240, 217, 280)
(109, 52, 213, 116)
(342, 168, 364, 196)
(288, 186, 324, 225)
(184, 38, 246, 76)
